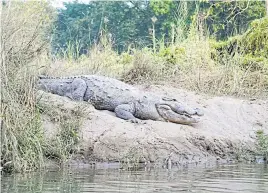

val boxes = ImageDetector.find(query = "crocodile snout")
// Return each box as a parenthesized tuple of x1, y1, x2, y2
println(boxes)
(156, 104, 203, 125)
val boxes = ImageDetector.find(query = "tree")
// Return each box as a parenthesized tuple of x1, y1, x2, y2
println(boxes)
(52, 1, 155, 55)
(51, 0, 267, 56)
(203, 0, 266, 39)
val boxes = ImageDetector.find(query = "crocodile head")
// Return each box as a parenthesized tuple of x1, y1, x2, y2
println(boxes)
(37, 76, 73, 97)
(156, 97, 204, 125)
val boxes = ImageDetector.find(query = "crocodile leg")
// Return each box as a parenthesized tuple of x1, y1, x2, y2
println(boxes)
(114, 103, 138, 122)
(68, 78, 87, 101)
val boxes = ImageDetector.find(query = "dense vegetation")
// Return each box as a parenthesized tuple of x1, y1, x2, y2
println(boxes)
(1, 0, 268, 173)
(51, 1, 266, 55)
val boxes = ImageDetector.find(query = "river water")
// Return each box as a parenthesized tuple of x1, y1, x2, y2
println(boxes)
(1, 163, 268, 193)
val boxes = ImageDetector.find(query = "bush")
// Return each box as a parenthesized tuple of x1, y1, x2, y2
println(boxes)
(256, 130, 268, 161)
(211, 18, 268, 70)
(1, 1, 55, 173)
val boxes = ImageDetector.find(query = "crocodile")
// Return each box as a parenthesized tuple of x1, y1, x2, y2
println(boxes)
(37, 75, 204, 125)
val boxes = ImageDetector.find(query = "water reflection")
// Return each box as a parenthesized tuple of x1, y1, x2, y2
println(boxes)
(1, 163, 268, 193)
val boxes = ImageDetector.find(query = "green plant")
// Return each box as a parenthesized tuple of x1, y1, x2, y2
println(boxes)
(158, 46, 185, 65)
(211, 18, 268, 69)
(1, 1, 55, 173)
(41, 107, 83, 162)
(256, 130, 268, 160)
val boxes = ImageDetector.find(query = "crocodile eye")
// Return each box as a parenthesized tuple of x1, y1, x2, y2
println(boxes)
(162, 97, 177, 101)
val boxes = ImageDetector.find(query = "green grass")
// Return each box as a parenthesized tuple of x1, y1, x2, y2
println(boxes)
(256, 130, 268, 161)
(39, 104, 84, 162)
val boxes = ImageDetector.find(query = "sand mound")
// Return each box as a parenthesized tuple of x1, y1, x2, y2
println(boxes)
(37, 85, 268, 165)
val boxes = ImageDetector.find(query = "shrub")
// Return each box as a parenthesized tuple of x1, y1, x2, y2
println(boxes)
(1, 1, 55, 172)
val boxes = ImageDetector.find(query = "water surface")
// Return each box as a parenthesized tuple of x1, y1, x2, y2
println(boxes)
(1, 163, 268, 193)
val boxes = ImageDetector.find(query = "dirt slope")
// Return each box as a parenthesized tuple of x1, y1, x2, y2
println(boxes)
(38, 85, 268, 165)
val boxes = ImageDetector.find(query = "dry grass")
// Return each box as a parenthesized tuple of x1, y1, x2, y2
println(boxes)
(0, 0, 83, 171)
(38, 104, 84, 162)
(173, 39, 268, 97)
(1, 1, 55, 173)
(43, 33, 268, 98)
(40, 10, 267, 99)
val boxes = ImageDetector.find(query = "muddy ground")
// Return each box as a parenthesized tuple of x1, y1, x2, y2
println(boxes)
(38, 84, 268, 167)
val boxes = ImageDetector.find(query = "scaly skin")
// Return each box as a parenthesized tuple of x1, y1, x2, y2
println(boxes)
(38, 75, 204, 125)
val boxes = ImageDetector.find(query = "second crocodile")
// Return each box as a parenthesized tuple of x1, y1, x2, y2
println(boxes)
(38, 75, 204, 125)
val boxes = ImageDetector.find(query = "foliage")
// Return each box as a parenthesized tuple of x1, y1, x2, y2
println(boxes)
(158, 46, 186, 65)
(40, 106, 83, 161)
(150, 0, 173, 15)
(242, 18, 268, 58)
(51, 0, 266, 57)
(211, 18, 268, 70)
(203, 0, 266, 39)
(256, 130, 268, 160)
(50, 31, 267, 98)
(52, 1, 155, 54)
(1, 0, 55, 173)
(121, 48, 167, 84)
(51, 1, 198, 55)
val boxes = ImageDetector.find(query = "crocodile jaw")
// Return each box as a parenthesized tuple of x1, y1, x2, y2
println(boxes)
(156, 104, 201, 125)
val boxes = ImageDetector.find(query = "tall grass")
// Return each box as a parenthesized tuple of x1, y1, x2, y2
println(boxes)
(0, 1, 54, 173)
(47, 14, 268, 98)
(256, 130, 268, 161)
(1, 1, 85, 173)
(37, 100, 85, 162)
